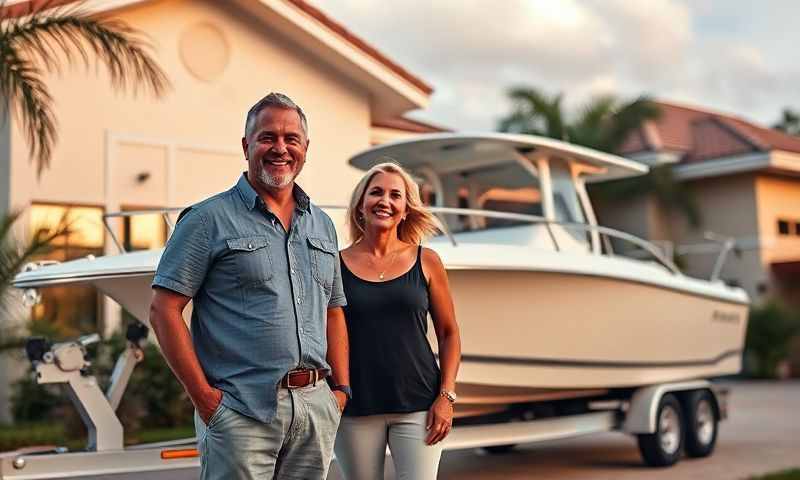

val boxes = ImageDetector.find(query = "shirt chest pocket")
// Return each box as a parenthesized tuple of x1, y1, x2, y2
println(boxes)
(307, 237, 336, 292)
(226, 236, 273, 287)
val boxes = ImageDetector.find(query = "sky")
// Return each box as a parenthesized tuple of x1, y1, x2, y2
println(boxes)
(310, 0, 800, 132)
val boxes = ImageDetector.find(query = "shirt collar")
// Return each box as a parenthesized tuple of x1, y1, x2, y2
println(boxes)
(236, 173, 311, 214)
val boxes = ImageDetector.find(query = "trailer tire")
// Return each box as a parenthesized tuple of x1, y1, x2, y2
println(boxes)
(683, 390, 718, 458)
(637, 393, 684, 467)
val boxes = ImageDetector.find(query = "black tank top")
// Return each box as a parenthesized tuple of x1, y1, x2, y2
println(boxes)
(341, 246, 441, 416)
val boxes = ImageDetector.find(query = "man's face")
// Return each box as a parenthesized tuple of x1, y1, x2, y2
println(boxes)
(242, 107, 309, 192)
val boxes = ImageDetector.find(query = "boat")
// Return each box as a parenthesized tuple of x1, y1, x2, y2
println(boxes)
(13, 133, 749, 415)
(349, 133, 749, 403)
(5, 133, 749, 475)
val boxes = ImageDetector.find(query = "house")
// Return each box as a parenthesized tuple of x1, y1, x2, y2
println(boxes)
(0, 0, 436, 423)
(597, 100, 800, 304)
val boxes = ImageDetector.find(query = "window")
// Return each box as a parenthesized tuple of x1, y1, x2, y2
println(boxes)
(795, 222, 800, 236)
(777, 219, 790, 235)
(30, 204, 104, 255)
(122, 211, 167, 251)
(29, 204, 105, 338)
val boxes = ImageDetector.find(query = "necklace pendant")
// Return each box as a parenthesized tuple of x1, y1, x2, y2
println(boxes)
(379, 272, 385, 280)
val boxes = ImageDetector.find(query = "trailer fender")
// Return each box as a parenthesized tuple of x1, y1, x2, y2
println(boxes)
(623, 380, 712, 434)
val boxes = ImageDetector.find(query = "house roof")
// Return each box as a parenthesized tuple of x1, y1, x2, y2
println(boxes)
(372, 116, 450, 133)
(283, 0, 432, 95)
(2, 0, 432, 117)
(619, 101, 800, 163)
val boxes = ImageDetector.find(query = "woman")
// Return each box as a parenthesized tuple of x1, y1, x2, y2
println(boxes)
(334, 161, 462, 480)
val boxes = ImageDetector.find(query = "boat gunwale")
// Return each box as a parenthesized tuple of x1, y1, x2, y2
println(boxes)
(13, 251, 749, 306)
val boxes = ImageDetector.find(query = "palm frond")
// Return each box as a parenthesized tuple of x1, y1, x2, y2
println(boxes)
(601, 96, 661, 152)
(499, 87, 566, 140)
(0, 42, 57, 173)
(0, 0, 170, 175)
(568, 95, 617, 149)
(773, 107, 800, 136)
(0, 210, 72, 313)
(0, 209, 73, 351)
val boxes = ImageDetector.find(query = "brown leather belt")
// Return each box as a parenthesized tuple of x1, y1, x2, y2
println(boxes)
(279, 368, 328, 389)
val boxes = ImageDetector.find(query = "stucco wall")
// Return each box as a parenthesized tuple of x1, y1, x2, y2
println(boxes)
(672, 175, 764, 299)
(0, 109, 9, 217)
(592, 193, 655, 241)
(10, 0, 369, 226)
(755, 174, 800, 264)
(755, 174, 800, 301)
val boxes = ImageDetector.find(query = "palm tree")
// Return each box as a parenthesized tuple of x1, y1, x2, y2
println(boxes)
(498, 86, 701, 228)
(499, 86, 660, 154)
(773, 108, 800, 136)
(0, 210, 69, 351)
(1, 0, 169, 176)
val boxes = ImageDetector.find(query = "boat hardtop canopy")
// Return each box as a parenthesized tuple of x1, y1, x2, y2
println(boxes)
(349, 132, 648, 183)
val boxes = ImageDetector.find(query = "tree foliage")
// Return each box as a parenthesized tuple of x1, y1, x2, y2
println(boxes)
(0, 0, 169, 175)
(498, 86, 701, 228)
(773, 108, 800, 136)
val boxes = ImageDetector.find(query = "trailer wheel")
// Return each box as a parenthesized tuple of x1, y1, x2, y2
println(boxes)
(683, 390, 718, 458)
(637, 393, 684, 467)
(481, 444, 517, 454)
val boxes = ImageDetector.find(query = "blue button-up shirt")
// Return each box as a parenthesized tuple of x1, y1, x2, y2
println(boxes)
(152, 174, 346, 423)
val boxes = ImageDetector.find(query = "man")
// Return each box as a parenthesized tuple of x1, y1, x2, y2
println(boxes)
(149, 93, 350, 479)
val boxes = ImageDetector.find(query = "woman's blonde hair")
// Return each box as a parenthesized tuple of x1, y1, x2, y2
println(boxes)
(346, 160, 442, 245)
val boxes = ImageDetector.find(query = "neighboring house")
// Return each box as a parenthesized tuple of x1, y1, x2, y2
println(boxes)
(596, 100, 800, 304)
(0, 0, 434, 423)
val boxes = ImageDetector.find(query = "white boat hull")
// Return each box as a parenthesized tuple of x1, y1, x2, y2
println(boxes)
(14, 241, 749, 412)
(439, 268, 747, 392)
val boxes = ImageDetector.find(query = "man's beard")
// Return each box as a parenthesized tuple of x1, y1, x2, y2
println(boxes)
(258, 167, 295, 189)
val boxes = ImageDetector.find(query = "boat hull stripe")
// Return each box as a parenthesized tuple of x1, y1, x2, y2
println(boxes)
(454, 349, 742, 369)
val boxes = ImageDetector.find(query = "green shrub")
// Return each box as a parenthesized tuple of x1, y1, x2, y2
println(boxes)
(87, 327, 194, 431)
(9, 375, 62, 423)
(750, 468, 800, 480)
(745, 302, 800, 378)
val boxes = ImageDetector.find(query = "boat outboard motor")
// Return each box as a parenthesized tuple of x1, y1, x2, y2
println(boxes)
(23, 325, 149, 452)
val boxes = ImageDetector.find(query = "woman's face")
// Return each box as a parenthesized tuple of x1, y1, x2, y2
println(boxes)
(360, 171, 408, 233)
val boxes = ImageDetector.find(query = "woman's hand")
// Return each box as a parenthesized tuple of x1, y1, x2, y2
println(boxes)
(425, 395, 454, 445)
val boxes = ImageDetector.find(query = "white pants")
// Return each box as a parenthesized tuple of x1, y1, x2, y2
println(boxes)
(333, 411, 444, 480)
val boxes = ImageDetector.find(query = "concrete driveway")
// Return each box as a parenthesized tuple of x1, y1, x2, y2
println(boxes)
(330, 380, 799, 480)
(428, 380, 800, 480)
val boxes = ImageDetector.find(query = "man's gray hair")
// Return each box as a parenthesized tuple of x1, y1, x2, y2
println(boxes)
(244, 92, 309, 139)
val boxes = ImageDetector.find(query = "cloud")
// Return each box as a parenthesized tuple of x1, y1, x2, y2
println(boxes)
(312, 0, 799, 130)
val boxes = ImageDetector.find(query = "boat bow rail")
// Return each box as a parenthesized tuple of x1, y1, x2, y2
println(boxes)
(98, 205, 680, 277)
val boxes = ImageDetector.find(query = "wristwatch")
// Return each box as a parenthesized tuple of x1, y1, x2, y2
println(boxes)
(331, 384, 352, 401)
(440, 389, 457, 404)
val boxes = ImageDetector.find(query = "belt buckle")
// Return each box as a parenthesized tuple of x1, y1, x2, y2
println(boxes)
(286, 368, 317, 389)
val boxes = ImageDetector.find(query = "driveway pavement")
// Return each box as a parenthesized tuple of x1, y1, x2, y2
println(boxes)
(424, 380, 800, 480)
(327, 381, 798, 480)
